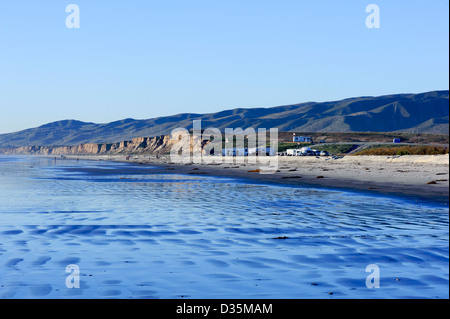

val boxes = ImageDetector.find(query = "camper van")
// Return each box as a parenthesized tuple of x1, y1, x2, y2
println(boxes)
(286, 149, 302, 156)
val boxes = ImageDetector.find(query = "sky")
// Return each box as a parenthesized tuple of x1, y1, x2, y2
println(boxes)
(0, 0, 448, 134)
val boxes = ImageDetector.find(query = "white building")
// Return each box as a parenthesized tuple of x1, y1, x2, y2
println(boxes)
(293, 136, 312, 143)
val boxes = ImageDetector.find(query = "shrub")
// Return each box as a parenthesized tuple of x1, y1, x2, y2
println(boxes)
(354, 145, 449, 156)
(396, 150, 410, 156)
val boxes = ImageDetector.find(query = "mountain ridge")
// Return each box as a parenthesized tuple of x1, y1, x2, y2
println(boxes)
(0, 90, 448, 147)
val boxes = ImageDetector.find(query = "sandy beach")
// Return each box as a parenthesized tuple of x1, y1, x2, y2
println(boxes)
(61, 154, 449, 204)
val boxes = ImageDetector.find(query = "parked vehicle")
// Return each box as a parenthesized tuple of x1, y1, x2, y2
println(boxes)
(286, 149, 303, 156)
(301, 150, 315, 156)
(286, 147, 328, 156)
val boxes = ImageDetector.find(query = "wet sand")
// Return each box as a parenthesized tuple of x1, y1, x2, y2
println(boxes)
(62, 154, 449, 204)
(1, 156, 448, 299)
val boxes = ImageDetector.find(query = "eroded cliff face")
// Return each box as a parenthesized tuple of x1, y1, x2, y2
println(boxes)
(0, 135, 180, 156)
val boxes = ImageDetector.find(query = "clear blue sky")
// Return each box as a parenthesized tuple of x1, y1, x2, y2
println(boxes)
(0, 0, 448, 134)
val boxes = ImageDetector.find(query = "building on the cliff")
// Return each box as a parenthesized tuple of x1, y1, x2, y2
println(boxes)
(293, 136, 312, 143)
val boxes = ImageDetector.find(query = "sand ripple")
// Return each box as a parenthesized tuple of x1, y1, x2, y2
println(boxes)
(0, 157, 448, 298)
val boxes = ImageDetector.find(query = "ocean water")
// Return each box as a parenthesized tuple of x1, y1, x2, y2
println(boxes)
(0, 155, 448, 299)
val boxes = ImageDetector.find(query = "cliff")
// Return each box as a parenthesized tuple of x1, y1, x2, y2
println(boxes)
(0, 135, 177, 156)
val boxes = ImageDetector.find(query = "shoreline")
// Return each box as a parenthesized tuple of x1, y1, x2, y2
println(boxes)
(1, 153, 449, 299)
(48, 153, 450, 205)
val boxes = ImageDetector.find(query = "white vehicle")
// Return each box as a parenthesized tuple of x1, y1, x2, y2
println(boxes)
(286, 149, 302, 156)
(286, 147, 321, 156)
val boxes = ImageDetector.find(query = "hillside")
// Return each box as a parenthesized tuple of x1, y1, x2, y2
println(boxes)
(0, 90, 448, 147)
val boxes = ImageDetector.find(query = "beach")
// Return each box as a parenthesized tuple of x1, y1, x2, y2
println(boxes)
(0, 155, 448, 299)
(62, 154, 450, 204)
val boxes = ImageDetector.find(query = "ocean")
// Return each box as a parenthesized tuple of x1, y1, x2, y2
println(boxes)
(0, 156, 448, 298)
